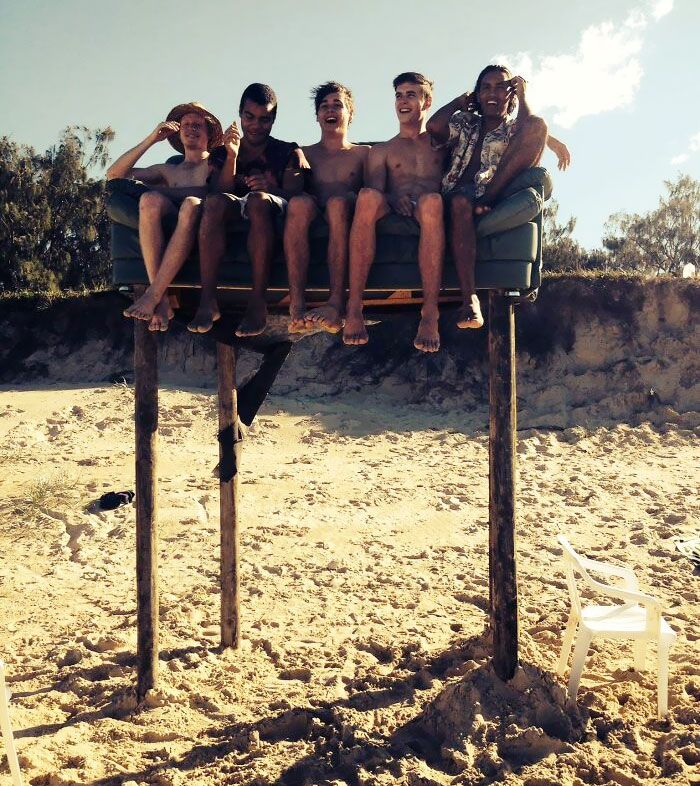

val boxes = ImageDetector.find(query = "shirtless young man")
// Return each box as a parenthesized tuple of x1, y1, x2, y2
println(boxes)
(284, 81, 370, 333)
(188, 83, 305, 337)
(427, 65, 550, 329)
(343, 72, 446, 352)
(107, 102, 223, 331)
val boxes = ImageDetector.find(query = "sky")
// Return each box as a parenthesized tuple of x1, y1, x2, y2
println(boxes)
(1, 0, 698, 249)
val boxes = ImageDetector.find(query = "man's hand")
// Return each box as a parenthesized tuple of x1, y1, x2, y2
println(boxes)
(223, 122, 241, 158)
(459, 91, 477, 112)
(547, 135, 571, 171)
(245, 170, 276, 192)
(390, 194, 416, 217)
(149, 121, 180, 145)
(508, 76, 527, 102)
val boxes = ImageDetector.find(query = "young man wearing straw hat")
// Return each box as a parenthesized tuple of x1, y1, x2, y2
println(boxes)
(109, 102, 224, 331)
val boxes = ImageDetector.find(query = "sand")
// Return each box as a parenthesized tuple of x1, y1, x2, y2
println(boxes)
(0, 380, 698, 786)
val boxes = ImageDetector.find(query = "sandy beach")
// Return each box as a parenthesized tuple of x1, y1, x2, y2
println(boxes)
(0, 378, 697, 785)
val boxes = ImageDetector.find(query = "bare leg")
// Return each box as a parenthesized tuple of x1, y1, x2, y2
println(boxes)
(189, 194, 239, 333)
(235, 192, 276, 337)
(125, 197, 203, 331)
(413, 193, 444, 353)
(306, 195, 352, 333)
(448, 193, 484, 329)
(343, 188, 389, 346)
(124, 191, 177, 324)
(283, 195, 318, 333)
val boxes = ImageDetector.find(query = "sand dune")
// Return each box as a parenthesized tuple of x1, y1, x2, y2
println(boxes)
(0, 381, 697, 785)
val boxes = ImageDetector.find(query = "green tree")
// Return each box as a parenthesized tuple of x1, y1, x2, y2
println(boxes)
(0, 126, 114, 292)
(542, 199, 593, 272)
(603, 175, 699, 275)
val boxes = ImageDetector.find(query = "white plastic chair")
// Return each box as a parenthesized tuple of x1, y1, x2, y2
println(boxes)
(0, 660, 23, 786)
(556, 535, 677, 719)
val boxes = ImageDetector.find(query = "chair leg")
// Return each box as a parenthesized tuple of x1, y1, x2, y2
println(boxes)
(0, 675, 23, 786)
(657, 641, 671, 719)
(634, 640, 646, 671)
(556, 613, 578, 676)
(567, 630, 592, 701)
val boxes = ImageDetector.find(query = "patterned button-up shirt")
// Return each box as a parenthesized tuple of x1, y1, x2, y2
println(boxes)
(440, 111, 516, 197)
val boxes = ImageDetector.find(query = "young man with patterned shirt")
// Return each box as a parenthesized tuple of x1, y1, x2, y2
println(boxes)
(428, 65, 563, 329)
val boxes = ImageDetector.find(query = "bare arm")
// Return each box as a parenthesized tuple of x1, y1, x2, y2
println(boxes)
(280, 149, 308, 198)
(426, 94, 472, 146)
(212, 123, 241, 193)
(546, 134, 571, 170)
(364, 144, 388, 192)
(105, 121, 179, 181)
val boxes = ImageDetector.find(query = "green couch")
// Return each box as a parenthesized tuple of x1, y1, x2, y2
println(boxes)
(109, 166, 552, 299)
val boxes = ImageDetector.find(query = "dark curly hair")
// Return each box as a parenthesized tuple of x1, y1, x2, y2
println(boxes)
(472, 65, 516, 116)
(311, 81, 355, 118)
(239, 83, 278, 117)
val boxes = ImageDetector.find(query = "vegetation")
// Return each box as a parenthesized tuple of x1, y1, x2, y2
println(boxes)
(543, 175, 699, 276)
(0, 127, 697, 292)
(0, 127, 113, 293)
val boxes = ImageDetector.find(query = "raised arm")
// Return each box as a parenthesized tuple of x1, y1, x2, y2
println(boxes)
(211, 122, 241, 193)
(105, 121, 179, 182)
(426, 93, 473, 146)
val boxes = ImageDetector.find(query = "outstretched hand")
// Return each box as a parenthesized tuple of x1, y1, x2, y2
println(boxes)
(150, 121, 180, 144)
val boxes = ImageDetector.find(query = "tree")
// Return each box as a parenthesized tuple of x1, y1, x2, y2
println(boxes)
(0, 126, 114, 292)
(542, 199, 593, 272)
(603, 175, 700, 275)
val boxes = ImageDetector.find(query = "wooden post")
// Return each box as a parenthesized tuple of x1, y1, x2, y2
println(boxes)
(217, 342, 240, 648)
(488, 291, 518, 681)
(134, 309, 159, 700)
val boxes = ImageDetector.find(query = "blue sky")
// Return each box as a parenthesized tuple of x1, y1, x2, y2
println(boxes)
(1, 0, 698, 249)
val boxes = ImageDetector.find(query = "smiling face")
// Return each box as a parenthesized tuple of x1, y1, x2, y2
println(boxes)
(239, 100, 276, 145)
(394, 81, 431, 125)
(316, 91, 352, 133)
(178, 112, 210, 152)
(477, 68, 512, 120)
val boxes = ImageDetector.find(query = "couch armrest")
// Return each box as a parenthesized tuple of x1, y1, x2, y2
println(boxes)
(475, 186, 543, 239)
(106, 179, 150, 229)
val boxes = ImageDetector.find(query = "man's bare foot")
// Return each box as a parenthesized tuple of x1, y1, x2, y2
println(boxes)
(288, 302, 310, 334)
(305, 303, 343, 334)
(414, 310, 440, 353)
(235, 297, 267, 337)
(187, 301, 221, 333)
(342, 310, 368, 345)
(124, 290, 159, 322)
(456, 295, 484, 329)
(148, 297, 173, 332)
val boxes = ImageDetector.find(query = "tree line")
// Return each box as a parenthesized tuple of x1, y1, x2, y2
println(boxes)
(0, 128, 697, 293)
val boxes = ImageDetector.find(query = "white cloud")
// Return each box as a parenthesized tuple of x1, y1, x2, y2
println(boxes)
(671, 131, 700, 166)
(494, 1, 673, 128)
(651, 0, 673, 20)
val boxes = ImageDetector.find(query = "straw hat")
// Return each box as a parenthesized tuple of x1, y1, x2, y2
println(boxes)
(165, 102, 223, 153)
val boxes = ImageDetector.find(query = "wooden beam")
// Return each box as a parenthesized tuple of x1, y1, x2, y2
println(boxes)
(134, 306, 159, 700)
(217, 342, 240, 648)
(488, 291, 519, 681)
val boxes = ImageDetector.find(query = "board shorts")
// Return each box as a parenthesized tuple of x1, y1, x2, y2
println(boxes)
(221, 191, 288, 219)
